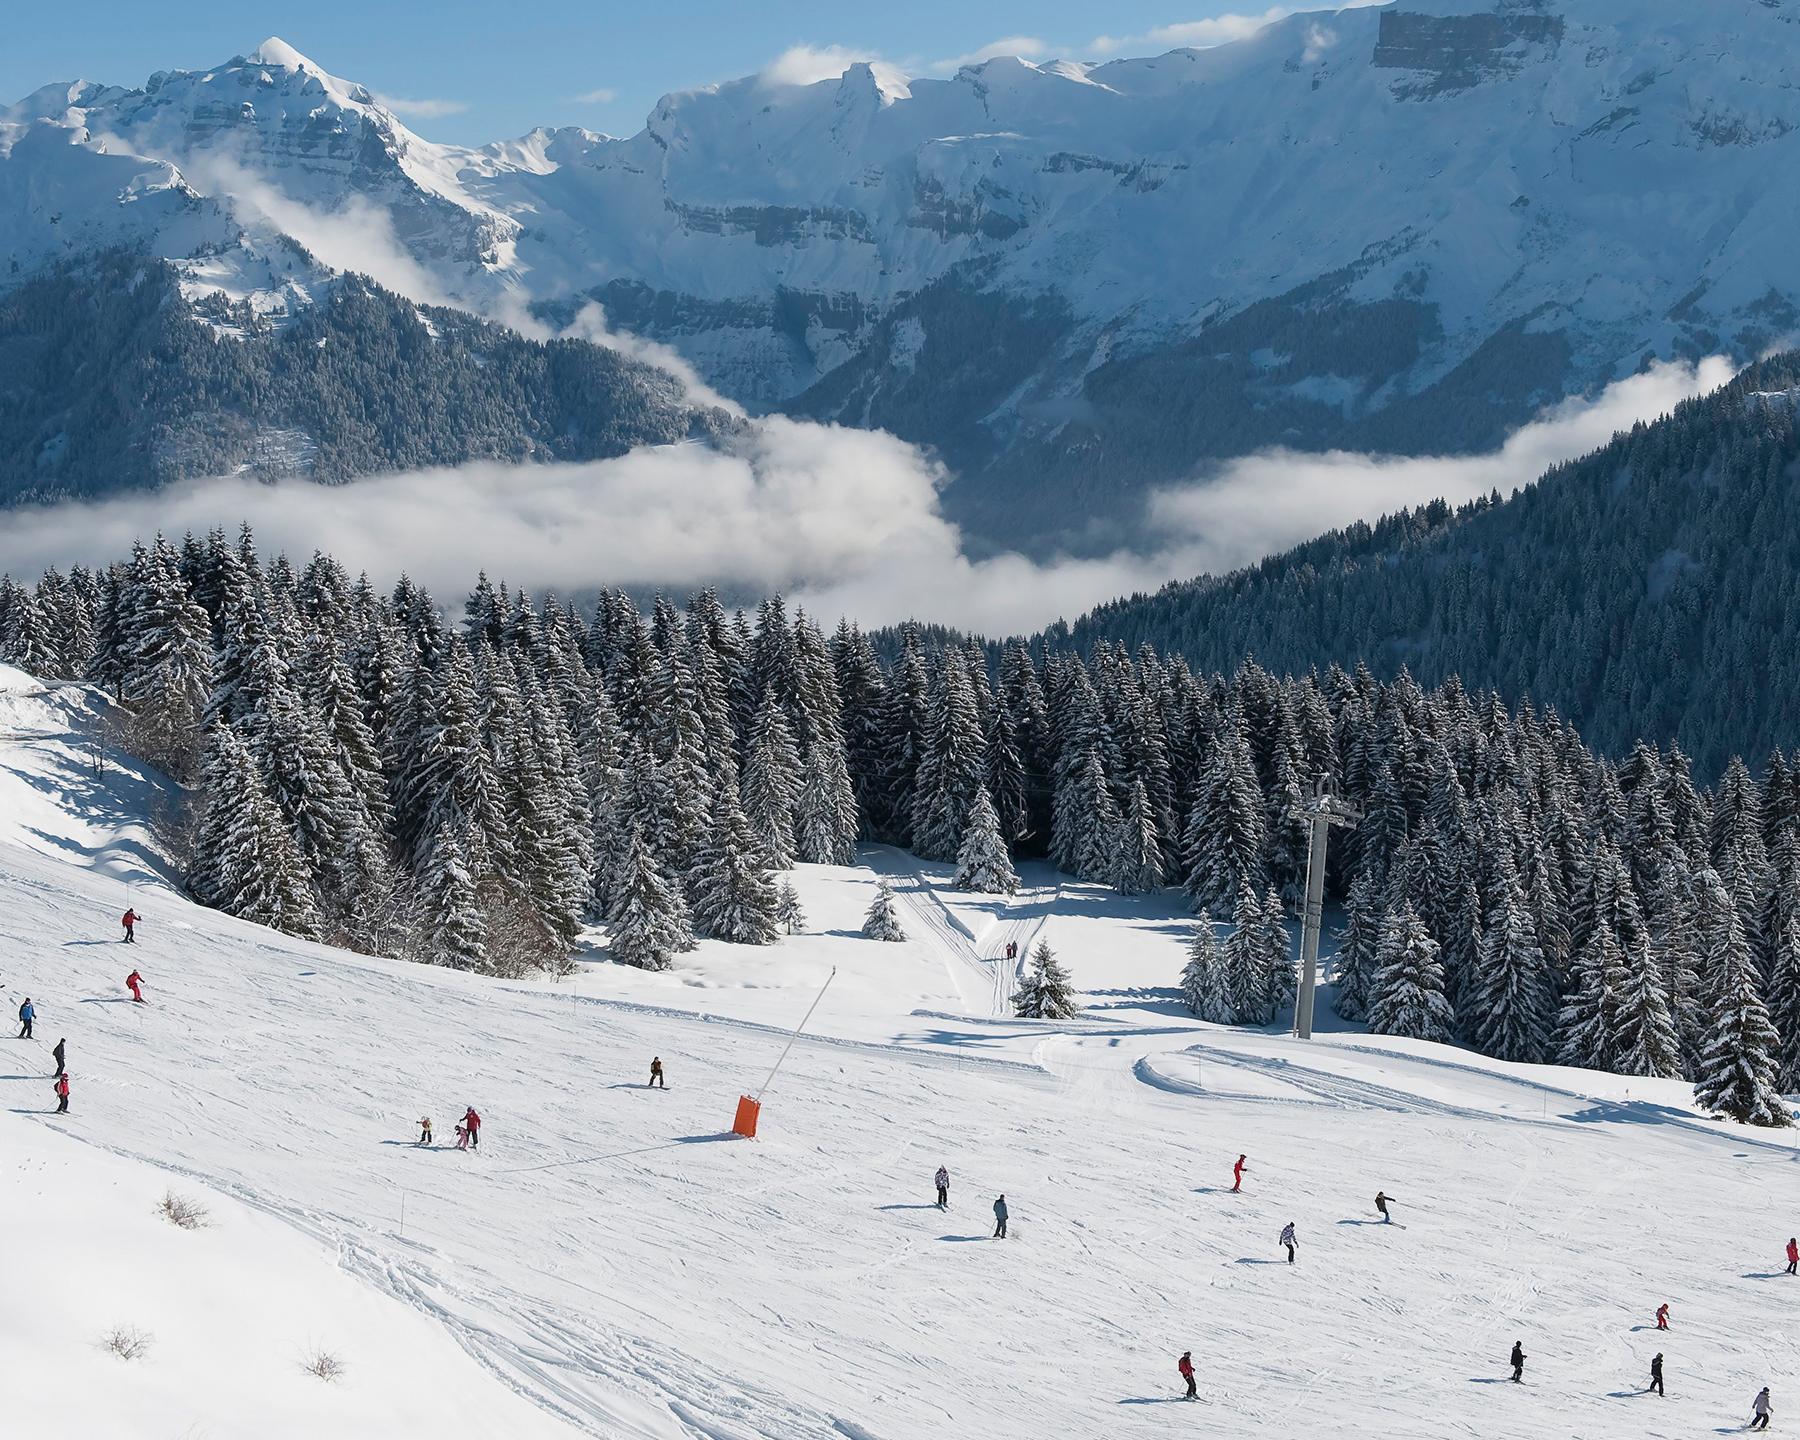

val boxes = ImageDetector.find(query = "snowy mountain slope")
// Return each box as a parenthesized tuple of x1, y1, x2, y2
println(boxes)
(2, 666, 1796, 1438)
(8, 3, 1800, 542)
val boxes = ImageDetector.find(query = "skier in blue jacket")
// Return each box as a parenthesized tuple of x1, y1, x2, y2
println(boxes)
(17, 998, 34, 1040)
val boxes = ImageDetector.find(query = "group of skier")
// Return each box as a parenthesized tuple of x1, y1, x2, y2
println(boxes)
(415, 1108, 482, 1149)
(1188, 1152, 1778, 1422)
(11, 910, 147, 1116)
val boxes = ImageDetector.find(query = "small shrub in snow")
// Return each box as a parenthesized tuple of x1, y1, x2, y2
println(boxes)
(158, 1190, 211, 1230)
(302, 1347, 347, 1382)
(101, 1324, 153, 1360)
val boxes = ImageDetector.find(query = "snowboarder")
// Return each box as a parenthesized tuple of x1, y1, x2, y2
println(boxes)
(993, 1194, 1009, 1239)
(121, 908, 138, 943)
(1232, 1154, 1247, 1192)
(1649, 1353, 1663, 1397)
(125, 970, 144, 1003)
(1509, 1341, 1526, 1383)
(1178, 1350, 1196, 1401)
(51, 1037, 65, 1077)
(935, 1165, 950, 1208)
(1375, 1190, 1396, 1222)
(649, 1057, 665, 1089)
(17, 997, 33, 1040)
(418, 1116, 433, 1146)
(1786, 1238, 1797, 1276)
(1279, 1221, 1298, 1263)
(1655, 1302, 1670, 1330)
(1751, 1386, 1772, 1431)
(53, 1071, 69, 1114)
(462, 1106, 481, 1149)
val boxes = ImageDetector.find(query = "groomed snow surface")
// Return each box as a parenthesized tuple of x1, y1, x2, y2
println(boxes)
(1, 664, 1794, 1439)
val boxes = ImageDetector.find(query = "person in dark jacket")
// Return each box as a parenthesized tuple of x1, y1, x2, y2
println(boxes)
(1178, 1351, 1196, 1400)
(1510, 1341, 1526, 1382)
(51, 1037, 66, 1077)
(993, 1195, 1009, 1239)
(935, 1165, 950, 1208)
(649, 1057, 665, 1088)
(53, 1071, 69, 1114)
(1649, 1353, 1664, 1397)
(1375, 1190, 1396, 1222)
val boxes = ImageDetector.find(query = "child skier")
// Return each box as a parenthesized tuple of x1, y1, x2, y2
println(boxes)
(1280, 1222, 1298, 1263)
(1232, 1154, 1247, 1192)
(1655, 1302, 1670, 1330)
(935, 1165, 950, 1208)
(126, 970, 144, 1003)
(418, 1116, 433, 1146)
(455, 1122, 469, 1150)
(1178, 1351, 1196, 1401)
(53, 1071, 69, 1114)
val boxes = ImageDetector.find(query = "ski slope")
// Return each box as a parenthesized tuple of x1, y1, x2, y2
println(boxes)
(1, 665, 1795, 1439)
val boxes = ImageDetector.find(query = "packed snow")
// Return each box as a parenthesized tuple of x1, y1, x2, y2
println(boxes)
(1, 664, 1795, 1438)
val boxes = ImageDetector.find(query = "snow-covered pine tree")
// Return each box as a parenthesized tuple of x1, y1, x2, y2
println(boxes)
(1693, 902, 1791, 1126)
(1332, 871, 1383, 1021)
(1259, 887, 1296, 1017)
(689, 787, 781, 945)
(1556, 918, 1626, 1071)
(911, 649, 987, 862)
(416, 821, 487, 970)
(873, 628, 930, 846)
(1469, 865, 1555, 1064)
(607, 824, 696, 971)
(1014, 940, 1081, 1019)
(742, 686, 802, 869)
(1183, 710, 1268, 918)
(1070, 747, 1125, 883)
(775, 880, 806, 935)
(794, 740, 859, 866)
(1366, 902, 1454, 1044)
(1222, 881, 1272, 1024)
(953, 785, 1020, 895)
(188, 725, 322, 940)
(1610, 929, 1683, 1079)
(862, 879, 907, 941)
(1113, 778, 1166, 896)
(1180, 921, 1226, 1020)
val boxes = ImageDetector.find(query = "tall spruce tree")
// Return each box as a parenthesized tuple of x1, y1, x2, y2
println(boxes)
(689, 788, 782, 945)
(1180, 921, 1227, 1021)
(1366, 902, 1454, 1044)
(1693, 906, 1791, 1127)
(953, 786, 1020, 895)
(607, 825, 696, 971)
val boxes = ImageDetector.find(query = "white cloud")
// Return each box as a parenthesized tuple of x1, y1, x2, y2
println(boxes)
(570, 87, 619, 105)
(370, 92, 468, 120)
(0, 358, 1736, 638)
(760, 45, 880, 87)
(929, 36, 1051, 74)
(1091, 2, 1386, 57)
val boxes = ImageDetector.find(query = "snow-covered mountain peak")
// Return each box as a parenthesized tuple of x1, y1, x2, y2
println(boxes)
(247, 35, 320, 73)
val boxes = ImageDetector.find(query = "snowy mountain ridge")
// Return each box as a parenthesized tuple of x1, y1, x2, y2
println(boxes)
(7, 2, 1800, 540)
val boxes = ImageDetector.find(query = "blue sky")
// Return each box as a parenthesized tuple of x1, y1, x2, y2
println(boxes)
(1, 1, 1336, 144)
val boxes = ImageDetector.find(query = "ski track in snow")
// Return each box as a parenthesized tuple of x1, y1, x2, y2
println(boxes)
(4, 672, 1800, 1438)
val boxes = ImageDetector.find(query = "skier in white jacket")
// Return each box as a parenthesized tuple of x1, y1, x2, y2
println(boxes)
(1280, 1222, 1298, 1264)
(1751, 1386, 1772, 1431)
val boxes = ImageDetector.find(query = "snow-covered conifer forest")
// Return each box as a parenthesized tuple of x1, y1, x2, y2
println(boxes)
(3, 527, 1796, 1126)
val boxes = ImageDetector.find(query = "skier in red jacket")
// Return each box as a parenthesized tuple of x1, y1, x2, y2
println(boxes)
(53, 1071, 70, 1114)
(1178, 1351, 1196, 1401)
(126, 970, 144, 1003)
(1232, 1154, 1247, 1192)
(462, 1107, 481, 1149)
(121, 908, 139, 943)
(1655, 1302, 1670, 1330)
(1786, 1238, 1797, 1276)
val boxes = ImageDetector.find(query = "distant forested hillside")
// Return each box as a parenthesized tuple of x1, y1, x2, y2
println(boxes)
(0, 253, 732, 505)
(1046, 354, 1800, 777)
